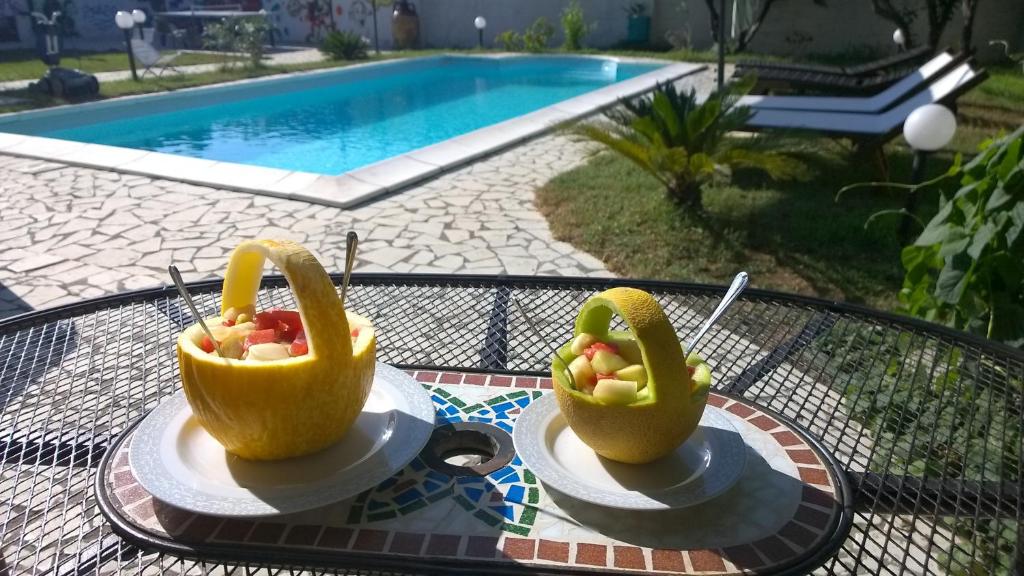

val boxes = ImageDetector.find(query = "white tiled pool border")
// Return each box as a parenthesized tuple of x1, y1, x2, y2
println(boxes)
(0, 55, 705, 208)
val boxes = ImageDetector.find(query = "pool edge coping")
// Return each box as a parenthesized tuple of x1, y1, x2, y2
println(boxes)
(0, 55, 706, 209)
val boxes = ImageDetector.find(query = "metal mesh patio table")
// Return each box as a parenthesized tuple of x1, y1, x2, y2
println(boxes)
(0, 274, 1020, 575)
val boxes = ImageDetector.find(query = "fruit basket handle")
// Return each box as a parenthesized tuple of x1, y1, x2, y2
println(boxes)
(220, 239, 352, 360)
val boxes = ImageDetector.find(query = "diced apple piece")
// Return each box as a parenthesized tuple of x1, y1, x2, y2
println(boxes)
(218, 333, 245, 360)
(591, 349, 628, 374)
(246, 342, 290, 362)
(209, 324, 233, 341)
(567, 355, 596, 391)
(593, 378, 637, 405)
(232, 321, 256, 333)
(616, 338, 643, 364)
(570, 333, 598, 356)
(686, 351, 703, 367)
(692, 362, 712, 389)
(615, 364, 648, 390)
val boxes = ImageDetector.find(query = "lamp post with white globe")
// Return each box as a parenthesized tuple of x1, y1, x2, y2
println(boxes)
(114, 11, 138, 81)
(893, 27, 906, 51)
(131, 9, 146, 40)
(900, 103, 958, 241)
(474, 16, 486, 49)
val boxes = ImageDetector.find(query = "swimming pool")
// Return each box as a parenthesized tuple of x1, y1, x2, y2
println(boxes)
(0, 55, 702, 207)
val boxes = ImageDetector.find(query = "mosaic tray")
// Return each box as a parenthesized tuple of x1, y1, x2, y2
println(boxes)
(96, 370, 853, 575)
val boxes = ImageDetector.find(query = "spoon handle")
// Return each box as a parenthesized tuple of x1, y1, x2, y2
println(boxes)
(168, 265, 222, 356)
(687, 271, 749, 354)
(339, 231, 359, 309)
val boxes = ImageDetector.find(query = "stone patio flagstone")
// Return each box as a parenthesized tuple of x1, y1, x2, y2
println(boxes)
(0, 134, 610, 318)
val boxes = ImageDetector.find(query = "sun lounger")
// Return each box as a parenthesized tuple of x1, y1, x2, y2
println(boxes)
(131, 38, 182, 78)
(745, 62, 987, 139)
(736, 45, 932, 77)
(737, 51, 962, 114)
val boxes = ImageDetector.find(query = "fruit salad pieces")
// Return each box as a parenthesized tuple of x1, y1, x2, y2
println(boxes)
(562, 332, 713, 406)
(196, 305, 364, 361)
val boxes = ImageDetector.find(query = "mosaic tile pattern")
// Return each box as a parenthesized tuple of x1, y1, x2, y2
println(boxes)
(99, 371, 848, 575)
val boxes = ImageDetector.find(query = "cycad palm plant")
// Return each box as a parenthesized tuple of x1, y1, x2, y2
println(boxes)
(575, 78, 806, 210)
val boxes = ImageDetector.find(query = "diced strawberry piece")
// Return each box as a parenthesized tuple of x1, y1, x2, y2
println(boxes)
(687, 365, 695, 376)
(244, 329, 277, 351)
(223, 319, 235, 327)
(350, 327, 360, 338)
(289, 330, 308, 356)
(200, 335, 216, 353)
(255, 309, 303, 340)
(583, 341, 618, 360)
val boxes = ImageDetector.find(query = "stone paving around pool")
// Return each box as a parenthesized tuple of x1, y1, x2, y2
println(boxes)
(0, 134, 610, 318)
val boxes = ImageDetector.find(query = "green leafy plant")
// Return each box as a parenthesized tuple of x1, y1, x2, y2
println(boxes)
(561, 0, 592, 51)
(572, 78, 807, 210)
(522, 17, 554, 52)
(897, 128, 1024, 347)
(495, 30, 524, 51)
(202, 16, 269, 68)
(319, 30, 369, 60)
(816, 321, 1021, 575)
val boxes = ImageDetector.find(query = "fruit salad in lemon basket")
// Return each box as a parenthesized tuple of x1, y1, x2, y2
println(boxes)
(552, 287, 711, 464)
(177, 239, 376, 461)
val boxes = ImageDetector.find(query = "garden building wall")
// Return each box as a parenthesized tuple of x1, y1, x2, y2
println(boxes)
(0, 0, 1020, 63)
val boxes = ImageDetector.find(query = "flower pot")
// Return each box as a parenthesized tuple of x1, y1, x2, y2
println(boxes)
(627, 15, 650, 44)
(391, 0, 419, 49)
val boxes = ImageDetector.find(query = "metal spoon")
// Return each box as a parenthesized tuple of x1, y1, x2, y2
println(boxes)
(512, 295, 578, 391)
(168, 264, 222, 356)
(686, 271, 749, 354)
(338, 231, 359, 309)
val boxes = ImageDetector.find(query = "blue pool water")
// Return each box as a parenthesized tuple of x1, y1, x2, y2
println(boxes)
(7, 56, 661, 175)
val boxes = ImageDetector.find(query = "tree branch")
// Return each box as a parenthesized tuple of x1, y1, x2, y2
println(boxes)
(960, 0, 980, 51)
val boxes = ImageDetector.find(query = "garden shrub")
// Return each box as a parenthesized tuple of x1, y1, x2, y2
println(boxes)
(495, 30, 524, 51)
(573, 78, 807, 210)
(522, 17, 554, 52)
(202, 16, 269, 68)
(561, 0, 592, 51)
(899, 127, 1024, 347)
(320, 30, 369, 60)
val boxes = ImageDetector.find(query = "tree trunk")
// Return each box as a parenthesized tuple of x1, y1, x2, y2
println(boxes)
(668, 180, 704, 212)
(925, 0, 957, 51)
(735, 0, 780, 52)
(703, 0, 723, 44)
(961, 0, 979, 52)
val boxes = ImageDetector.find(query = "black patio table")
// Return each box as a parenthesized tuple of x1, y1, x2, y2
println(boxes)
(0, 274, 1020, 575)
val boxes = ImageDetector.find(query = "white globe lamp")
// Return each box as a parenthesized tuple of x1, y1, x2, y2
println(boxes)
(114, 10, 134, 30)
(899, 104, 958, 241)
(131, 9, 146, 25)
(115, 11, 140, 81)
(892, 27, 905, 48)
(903, 104, 957, 152)
(474, 16, 486, 48)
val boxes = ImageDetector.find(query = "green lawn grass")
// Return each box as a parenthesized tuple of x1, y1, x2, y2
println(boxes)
(0, 49, 235, 82)
(536, 66, 1024, 310)
(0, 50, 443, 114)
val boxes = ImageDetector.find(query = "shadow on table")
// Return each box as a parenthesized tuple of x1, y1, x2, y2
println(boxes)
(546, 447, 832, 571)
(0, 313, 78, 417)
(0, 282, 32, 320)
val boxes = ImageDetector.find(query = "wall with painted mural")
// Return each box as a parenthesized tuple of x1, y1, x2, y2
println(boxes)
(264, 0, 391, 46)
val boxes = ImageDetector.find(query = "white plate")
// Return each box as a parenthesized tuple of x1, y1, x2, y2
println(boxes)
(129, 362, 436, 517)
(513, 394, 747, 511)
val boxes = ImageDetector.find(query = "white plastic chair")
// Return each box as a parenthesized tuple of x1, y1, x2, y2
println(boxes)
(131, 38, 182, 78)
